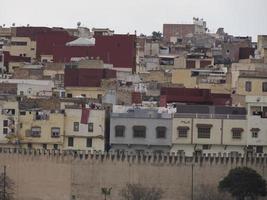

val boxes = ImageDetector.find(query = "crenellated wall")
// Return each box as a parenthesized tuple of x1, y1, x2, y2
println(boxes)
(0, 148, 267, 200)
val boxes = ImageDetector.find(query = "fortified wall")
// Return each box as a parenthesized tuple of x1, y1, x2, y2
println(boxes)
(0, 148, 267, 200)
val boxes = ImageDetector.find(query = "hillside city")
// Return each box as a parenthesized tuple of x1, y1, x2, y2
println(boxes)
(0, 17, 266, 158)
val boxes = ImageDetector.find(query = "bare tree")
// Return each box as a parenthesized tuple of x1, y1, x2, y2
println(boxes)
(0, 167, 15, 200)
(120, 183, 163, 200)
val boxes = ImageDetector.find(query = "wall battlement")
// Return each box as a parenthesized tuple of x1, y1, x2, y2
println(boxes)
(1, 147, 267, 200)
(1, 147, 267, 166)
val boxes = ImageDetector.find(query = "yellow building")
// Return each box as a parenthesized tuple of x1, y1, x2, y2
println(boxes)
(64, 105, 105, 151)
(171, 105, 247, 156)
(237, 70, 267, 96)
(65, 87, 105, 99)
(19, 109, 65, 149)
(0, 96, 19, 145)
(171, 68, 231, 93)
(3, 37, 36, 60)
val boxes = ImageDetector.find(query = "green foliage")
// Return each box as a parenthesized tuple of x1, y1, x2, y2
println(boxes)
(219, 167, 266, 200)
(120, 183, 163, 200)
(152, 31, 162, 40)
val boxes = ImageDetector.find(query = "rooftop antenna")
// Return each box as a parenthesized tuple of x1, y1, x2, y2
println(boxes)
(77, 21, 81, 28)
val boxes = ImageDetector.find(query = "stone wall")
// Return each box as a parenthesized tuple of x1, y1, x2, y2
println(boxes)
(0, 149, 267, 200)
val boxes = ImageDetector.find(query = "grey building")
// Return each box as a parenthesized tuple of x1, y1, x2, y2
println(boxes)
(110, 108, 172, 154)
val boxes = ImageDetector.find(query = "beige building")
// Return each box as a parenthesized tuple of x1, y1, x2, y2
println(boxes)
(236, 70, 267, 96)
(64, 105, 105, 151)
(171, 68, 231, 93)
(3, 37, 36, 60)
(171, 105, 247, 156)
(0, 96, 19, 145)
(65, 87, 105, 99)
(19, 109, 65, 149)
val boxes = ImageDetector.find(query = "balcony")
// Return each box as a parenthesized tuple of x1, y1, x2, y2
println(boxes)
(174, 113, 246, 120)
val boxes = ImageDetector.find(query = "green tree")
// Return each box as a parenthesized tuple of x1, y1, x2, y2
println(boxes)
(152, 31, 162, 41)
(120, 183, 163, 200)
(219, 167, 266, 200)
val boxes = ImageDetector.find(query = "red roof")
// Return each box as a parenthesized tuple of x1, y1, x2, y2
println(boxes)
(64, 68, 116, 87)
(160, 87, 231, 106)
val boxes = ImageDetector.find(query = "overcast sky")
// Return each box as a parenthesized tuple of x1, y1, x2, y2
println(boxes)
(1, 0, 266, 41)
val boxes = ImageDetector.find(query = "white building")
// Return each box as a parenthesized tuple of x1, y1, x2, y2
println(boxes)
(246, 96, 267, 155)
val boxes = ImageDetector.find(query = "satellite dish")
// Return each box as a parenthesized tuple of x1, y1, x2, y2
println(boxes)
(77, 22, 81, 27)
(12, 23, 15, 27)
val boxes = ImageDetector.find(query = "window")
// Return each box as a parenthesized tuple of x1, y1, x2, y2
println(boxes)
(156, 126, 166, 138)
(11, 41, 27, 46)
(250, 106, 261, 116)
(81, 94, 86, 97)
(28, 143, 32, 149)
(197, 124, 212, 139)
(73, 122, 79, 132)
(256, 146, 263, 154)
(202, 145, 211, 150)
(263, 107, 267, 118)
(20, 111, 26, 115)
(2, 109, 15, 116)
(251, 128, 260, 138)
(3, 120, 8, 127)
(31, 127, 41, 137)
(68, 137, 74, 147)
(88, 123, 93, 132)
(3, 128, 8, 134)
(51, 128, 60, 138)
(177, 126, 189, 138)
(53, 144, 58, 150)
(245, 81, 252, 92)
(133, 126, 146, 138)
(42, 144, 47, 149)
(67, 93, 72, 98)
(262, 82, 267, 92)
(232, 128, 243, 139)
(86, 138, 92, 147)
(115, 125, 125, 137)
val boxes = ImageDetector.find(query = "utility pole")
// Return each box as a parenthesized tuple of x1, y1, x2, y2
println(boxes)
(3, 165, 6, 200)
(191, 164, 194, 200)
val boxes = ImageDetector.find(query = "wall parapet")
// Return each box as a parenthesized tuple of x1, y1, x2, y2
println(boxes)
(0, 148, 267, 166)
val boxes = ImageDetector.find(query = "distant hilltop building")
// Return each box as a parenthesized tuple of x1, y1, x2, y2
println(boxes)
(163, 17, 207, 42)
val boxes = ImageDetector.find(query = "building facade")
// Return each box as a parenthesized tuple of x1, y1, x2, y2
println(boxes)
(110, 108, 172, 154)
(64, 105, 105, 151)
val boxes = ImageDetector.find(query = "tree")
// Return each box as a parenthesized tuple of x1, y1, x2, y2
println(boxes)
(152, 31, 162, 41)
(0, 166, 15, 200)
(219, 167, 266, 200)
(194, 184, 233, 200)
(120, 183, 163, 200)
(101, 187, 112, 200)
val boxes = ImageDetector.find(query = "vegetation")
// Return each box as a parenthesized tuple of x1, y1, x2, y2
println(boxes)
(120, 183, 163, 200)
(194, 184, 233, 200)
(152, 31, 162, 41)
(219, 167, 266, 200)
(0, 168, 15, 200)
(101, 187, 112, 200)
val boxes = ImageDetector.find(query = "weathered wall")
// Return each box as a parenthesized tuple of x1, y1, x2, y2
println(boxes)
(0, 149, 267, 200)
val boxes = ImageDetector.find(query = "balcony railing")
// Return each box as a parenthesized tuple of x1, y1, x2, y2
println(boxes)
(174, 113, 246, 119)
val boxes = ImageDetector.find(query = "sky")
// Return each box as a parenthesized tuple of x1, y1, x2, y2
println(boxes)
(1, 0, 267, 41)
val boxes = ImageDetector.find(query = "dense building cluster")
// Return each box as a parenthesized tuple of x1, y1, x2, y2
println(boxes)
(0, 18, 267, 156)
